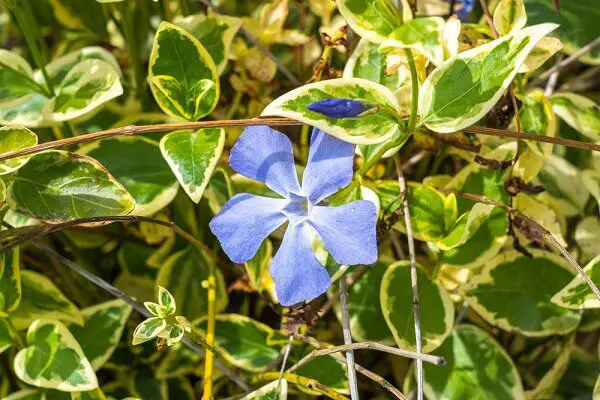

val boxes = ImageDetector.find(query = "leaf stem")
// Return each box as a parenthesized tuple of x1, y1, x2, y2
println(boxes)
(394, 156, 423, 400)
(202, 256, 217, 400)
(340, 274, 359, 400)
(404, 49, 419, 133)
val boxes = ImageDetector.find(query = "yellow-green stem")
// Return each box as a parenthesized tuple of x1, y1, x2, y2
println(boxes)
(202, 260, 217, 400)
(300, 124, 310, 160)
(404, 49, 419, 132)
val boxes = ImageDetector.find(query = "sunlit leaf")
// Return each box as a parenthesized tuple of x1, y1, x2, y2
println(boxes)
(8, 150, 135, 223)
(423, 325, 524, 399)
(149, 22, 219, 121)
(81, 137, 177, 216)
(462, 250, 581, 336)
(14, 319, 98, 391)
(419, 23, 557, 133)
(336, 0, 402, 43)
(493, 0, 527, 36)
(160, 128, 225, 204)
(262, 78, 402, 145)
(381, 261, 454, 352)
(380, 17, 446, 66)
(551, 92, 600, 141)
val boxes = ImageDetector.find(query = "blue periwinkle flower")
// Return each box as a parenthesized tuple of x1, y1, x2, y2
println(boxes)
(445, 0, 474, 21)
(307, 98, 370, 118)
(209, 126, 378, 306)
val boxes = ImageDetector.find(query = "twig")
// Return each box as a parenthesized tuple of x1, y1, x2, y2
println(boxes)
(23, 239, 251, 392)
(317, 268, 365, 320)
(0, 117, 298, 163)
(340, 274, 359, 400)
(534, 36, 600, 84)
(251, 372, 349, 400)
(293, 335, 409, 400)
(544, 63, 560, 97)
(2, 119, 600, 164)
(287, 342, 444, 373)
(276, 335, 294, 398)
(478, 0, 498, 37)
(440, 189, 600, 303)
(394, 157, 423, 400)
(329, 353, 407, 400)
(196, 0, 301, 86)
(1, 215, 212, 256)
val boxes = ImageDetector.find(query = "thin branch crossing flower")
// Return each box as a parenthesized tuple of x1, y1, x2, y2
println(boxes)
(210, 126, 378, 305)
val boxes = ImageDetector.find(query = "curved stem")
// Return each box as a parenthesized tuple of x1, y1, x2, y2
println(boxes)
(404, 49, 419, 133)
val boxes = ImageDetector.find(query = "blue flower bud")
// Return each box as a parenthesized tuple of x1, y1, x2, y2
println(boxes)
(307, 98, 370, 118)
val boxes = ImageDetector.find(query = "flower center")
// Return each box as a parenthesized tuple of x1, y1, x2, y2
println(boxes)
(283, 193, 310, 223)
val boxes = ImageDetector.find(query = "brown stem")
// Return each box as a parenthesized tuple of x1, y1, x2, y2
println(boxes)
(2, 119, 600, 164)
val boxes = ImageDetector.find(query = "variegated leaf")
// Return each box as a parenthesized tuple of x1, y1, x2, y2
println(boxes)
(14, 319, 98, 391)
(551, 92, 600, 141)
(552, 255, 600, 310)
(262, 78, 402, 145)
(149, 22, 219, 121)
(418, 23, 557, 133)
(8, 150, 135, 223)
(132, 317, 166, 345)
(493, 0, 527, 36)
(336, 0, 402, 43)
(380, 17, 446, 66)
(0, 126, 38, 175)
(160, 128, 225, 204)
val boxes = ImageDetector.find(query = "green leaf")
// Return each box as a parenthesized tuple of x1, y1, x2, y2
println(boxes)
(160, 129, 225, 204)
(49, 60, 123, 124)
(380, 17, 446, 66)
(462, 250, 582, 336)
(526, 0, 600, 65)
(175, 11, 242, 75)
(493, 0, 527, 36)
(149, 21, 219, 121)
(418, 23, 557, 133)
(519, 90, 556, 156)
(381, 261, 454, 352)
(423, 325, 524, 399)
(11, 271, 83, 331)
(438, 144, 515, 268)
(8, 150, 135, 223)
(193, 314, 281, 372)
(242, 380, 287, 400)
(525, 334, 574, 399)
(0, 50, 45, 106)
(81, 137, 177, 216)
(0, 48, 122, 128)
(575, 217, 600, 264)
(14, 319, 98, 391)
(156, 246, 228, 322)
(155, 343, 201, 379)
(0, 246, 21, 314)
(537, 154, 589, 217)
(343, 39, 408, 95)
(520, 36, 563, 73)
(336, 0, 402, 43)
(0, 126, 37, 175)
(0, 318, 16, 354)
(262, 78, 402, 145)
(551, 92, 600, 141)
(132, 317, 166, 346)
(157, 286, 176, 315)
(69, 300, 132, 370)
(204, 168, 234, 214)
(335, 261, 394, 343)
(552, 255, 600, 310)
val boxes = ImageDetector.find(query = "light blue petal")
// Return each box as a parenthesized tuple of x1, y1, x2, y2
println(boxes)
(209, 193, 288, 263)
(302, 128, 355, 205)
(309, 200, 378, 265)
(230, 126, 301, 197)
(270, 222, 331, 306)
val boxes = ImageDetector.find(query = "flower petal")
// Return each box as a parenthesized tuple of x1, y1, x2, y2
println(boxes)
(302, 128, 356, 205)
(270, 222, 331, 306)
(209, 193, 288, 263)
(309, 200, 378, 265)
(230, 125, 301, 197)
